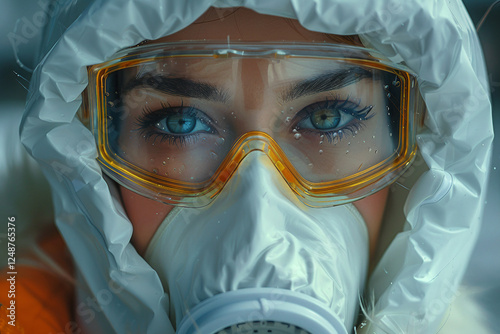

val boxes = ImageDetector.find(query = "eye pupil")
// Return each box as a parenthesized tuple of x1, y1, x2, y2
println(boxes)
(311, 108, 340, 130)
(166, 114, 196, 134)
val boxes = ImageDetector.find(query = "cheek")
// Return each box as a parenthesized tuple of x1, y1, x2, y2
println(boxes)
(120, 186, 174, 255)
(353, 187, 389, 260)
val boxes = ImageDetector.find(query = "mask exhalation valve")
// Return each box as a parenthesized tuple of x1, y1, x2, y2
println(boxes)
(175, 288, 350, 334)
(217, 320, 311, 334)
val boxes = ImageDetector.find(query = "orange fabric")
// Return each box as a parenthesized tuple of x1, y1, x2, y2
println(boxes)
(0, 228, 74, 334)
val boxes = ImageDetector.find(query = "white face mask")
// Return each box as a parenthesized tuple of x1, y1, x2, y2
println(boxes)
(145, 152, 369, 333)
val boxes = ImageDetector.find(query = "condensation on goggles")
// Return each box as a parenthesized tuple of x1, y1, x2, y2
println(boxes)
(83, 42, 424, 207)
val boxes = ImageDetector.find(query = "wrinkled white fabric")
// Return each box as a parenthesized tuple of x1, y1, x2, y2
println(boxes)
(145, 152, 368, 331)
(20, 0, 493, 333)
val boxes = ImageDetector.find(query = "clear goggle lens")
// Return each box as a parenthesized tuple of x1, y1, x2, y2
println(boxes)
(84, 42, 423, 207)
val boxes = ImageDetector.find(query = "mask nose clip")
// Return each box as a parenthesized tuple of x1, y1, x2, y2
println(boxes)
(215, 148, 307, 212)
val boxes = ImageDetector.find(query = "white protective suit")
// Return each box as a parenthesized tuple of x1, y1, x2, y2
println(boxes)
(18, 0, 493, 333)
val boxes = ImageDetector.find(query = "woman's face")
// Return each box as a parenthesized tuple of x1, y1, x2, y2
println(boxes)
(119, 7, 389, 258)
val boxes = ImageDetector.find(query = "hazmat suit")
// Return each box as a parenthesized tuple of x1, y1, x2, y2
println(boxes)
(0, 0, 494, 333)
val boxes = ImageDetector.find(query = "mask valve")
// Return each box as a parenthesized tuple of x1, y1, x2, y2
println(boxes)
(175, 288, 348, 334)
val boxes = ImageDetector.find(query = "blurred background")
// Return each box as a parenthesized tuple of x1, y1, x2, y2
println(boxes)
(0, 0, 498, 331)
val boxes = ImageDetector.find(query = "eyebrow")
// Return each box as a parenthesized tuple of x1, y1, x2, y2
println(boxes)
(281, 67, 373, 103)
(122, 74, 229, 103)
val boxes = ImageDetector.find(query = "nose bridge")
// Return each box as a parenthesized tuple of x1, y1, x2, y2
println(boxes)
(232, 59, 277, 133)
(239, 59, 268, 110)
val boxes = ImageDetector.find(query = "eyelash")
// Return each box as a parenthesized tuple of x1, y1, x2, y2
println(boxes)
(292, 97, 374, 143)
(135, 102, 213, 146)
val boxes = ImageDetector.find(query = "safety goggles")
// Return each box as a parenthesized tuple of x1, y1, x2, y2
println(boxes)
(83, 42, 424, 207)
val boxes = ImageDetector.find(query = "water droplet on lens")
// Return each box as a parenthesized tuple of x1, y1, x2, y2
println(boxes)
(108, 101, 115, 107)
(292, 128, 298, 133)
(280, 110, 285, 114)
(105, 92, 110, 97)
(389, 133, 393, 137)
(285, 117, 291, 123)
(152, 169, 158, 174)
(210, 151, 218, 160)
(294, 133, 302, 140)
(319, 149, 323, 155)
(348, 141, 351, 146)
(320, 134, 324, 139)
(108, 115, 113, 120)
(319, 141, 323, 145)
(369, 148, 372, 152)
(308, 163, 313, 168)
(180, 164, 185, 172)
(216, 137, 225, 146)
(387, 93, 391, 98)
(346, 150, 349, 154)
(375, 150, 378, 154)
(162, 161, 166, 165)
(392, 79, 401, 87)
(372, 135, 376, 139)
(384, 85, 389, 89)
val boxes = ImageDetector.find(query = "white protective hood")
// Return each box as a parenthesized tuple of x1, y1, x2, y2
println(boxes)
(20, 0, 493, 333)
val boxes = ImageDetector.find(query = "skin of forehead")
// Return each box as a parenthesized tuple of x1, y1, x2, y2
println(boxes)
(149, 7, 337, 44)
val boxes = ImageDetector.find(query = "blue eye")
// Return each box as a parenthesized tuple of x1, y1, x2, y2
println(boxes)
(156, 113, 198, 134)
(294, 99, 374, 141)
(310, 107, 341, 130)
(136, 103, 216, 145)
